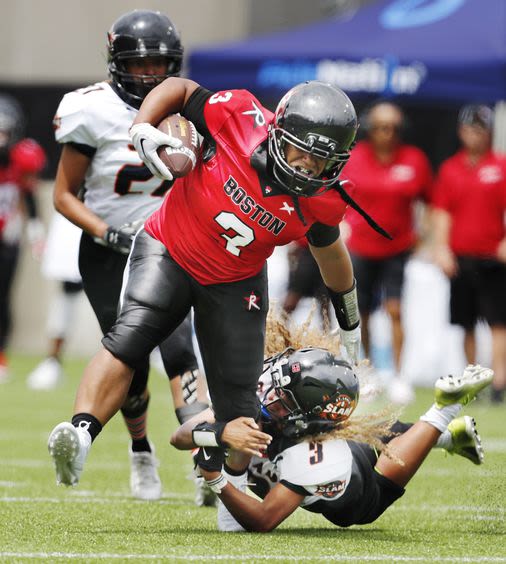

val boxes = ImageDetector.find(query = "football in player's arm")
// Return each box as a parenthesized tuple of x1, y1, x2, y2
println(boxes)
(171, 348, 492, 532)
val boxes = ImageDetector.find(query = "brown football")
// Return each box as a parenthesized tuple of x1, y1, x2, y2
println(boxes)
(156, 114, 200, 178)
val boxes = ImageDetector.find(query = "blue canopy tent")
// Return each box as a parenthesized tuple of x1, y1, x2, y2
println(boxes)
(189, 0, 506, 106)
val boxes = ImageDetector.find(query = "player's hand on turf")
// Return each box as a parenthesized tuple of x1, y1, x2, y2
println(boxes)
(339, 325, 361, 366)
(222, 417, 272, 457)
(195, 446, 225, 473)
(130, 122, 182, 180)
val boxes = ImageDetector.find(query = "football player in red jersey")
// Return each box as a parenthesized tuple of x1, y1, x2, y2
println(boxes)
(48, 78, 375, 488)
(46, 11, 212, 504)
(343, 101, 433, 405)
(0, 93, 46, 382)
(432, 104, 506, 404)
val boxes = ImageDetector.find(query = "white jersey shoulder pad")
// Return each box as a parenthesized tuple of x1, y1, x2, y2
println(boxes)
(53, 82, 126, 147)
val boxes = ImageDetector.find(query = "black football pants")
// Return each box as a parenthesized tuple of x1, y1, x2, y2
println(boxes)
(102, 229, 268, 421)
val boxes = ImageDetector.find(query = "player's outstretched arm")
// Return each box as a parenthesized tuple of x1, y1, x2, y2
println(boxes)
(200, 467, 304, 533)
(310, 238, 361, 364)
(53, 144, 108, 240)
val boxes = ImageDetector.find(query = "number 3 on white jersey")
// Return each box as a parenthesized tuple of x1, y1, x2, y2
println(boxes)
(215, 211, 255, 256)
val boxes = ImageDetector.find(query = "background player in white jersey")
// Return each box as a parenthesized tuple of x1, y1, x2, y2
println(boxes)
(48, 10, 210, 503)
(172, 347, 492, 532)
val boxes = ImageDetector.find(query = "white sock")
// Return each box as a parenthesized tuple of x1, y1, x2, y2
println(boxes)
(435, 429, 452, 450)
(420, 403, 462, 433)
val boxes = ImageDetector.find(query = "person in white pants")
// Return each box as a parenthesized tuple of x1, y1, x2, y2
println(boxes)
(27, 212, 83, 390)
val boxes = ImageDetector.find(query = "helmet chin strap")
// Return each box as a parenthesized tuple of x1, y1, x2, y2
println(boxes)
(336, 182, 392, 240)
(290, 195, 307, 226)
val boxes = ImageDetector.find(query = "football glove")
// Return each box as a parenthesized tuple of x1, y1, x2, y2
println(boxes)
(339, 325, 361, 366)
(194, 446, 225, 473)
(97, 219, 143, 255)
(130, 122, 182, 181)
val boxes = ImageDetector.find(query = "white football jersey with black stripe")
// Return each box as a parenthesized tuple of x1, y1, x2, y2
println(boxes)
(53, 81, 171, 228)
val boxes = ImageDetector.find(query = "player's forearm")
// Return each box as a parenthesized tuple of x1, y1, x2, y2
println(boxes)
(54, 189, 107, 239)
(311, 238, 354, 292)
(133, 77, 199, 127)
(170, 408, 215, 450)
(217, 483, 278, 532)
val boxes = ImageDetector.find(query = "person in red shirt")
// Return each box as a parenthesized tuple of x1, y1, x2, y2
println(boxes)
(432, 104, 506, 404)
(0, 94, 46, 382)
(282, 237, 329, 320)
(47, 79, 369, 488)
(343, 101, 433, 404)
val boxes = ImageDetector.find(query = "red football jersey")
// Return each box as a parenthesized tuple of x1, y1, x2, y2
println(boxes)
(0, 139, 46, 235)
(145, 90, 347, 285)
(432, 150, 506, 257)
(342, 141, 432, 258)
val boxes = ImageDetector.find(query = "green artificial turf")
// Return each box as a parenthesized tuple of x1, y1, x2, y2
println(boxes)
(1, 353, 505, 563)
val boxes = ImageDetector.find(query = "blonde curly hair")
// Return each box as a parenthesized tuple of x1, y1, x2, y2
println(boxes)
(264, 305, 403, 462)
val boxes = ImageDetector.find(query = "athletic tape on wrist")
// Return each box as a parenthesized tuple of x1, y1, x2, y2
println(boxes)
(206, 474, 228, 494)
(192, 421, 227, 447)
(327, 279, 360, 330)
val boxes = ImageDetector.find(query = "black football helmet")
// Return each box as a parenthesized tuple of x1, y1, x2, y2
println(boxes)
(107, 10, 183, 108)
(262, 347, 359, 438)
(268, 81, 358, 197)
(0, 94, 24, 150)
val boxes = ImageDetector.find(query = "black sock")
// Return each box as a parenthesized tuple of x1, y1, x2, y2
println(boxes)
(131, 437, 151, 453)
(71, 413, 102, 443)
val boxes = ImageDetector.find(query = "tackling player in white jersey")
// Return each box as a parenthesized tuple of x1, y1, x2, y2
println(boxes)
(48, 10, 212, 504)
(172, 347, 492, 531)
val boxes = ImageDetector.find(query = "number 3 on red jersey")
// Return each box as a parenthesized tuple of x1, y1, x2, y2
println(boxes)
(214, 211, 255, 256)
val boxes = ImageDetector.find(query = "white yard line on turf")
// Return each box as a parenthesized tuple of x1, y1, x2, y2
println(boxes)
(0, 496, 502, 515)
(1, 459, 127, 469)
(391, 504, 504, 514)
(0, 552, 505, 562)
(0, 495, 190, 504)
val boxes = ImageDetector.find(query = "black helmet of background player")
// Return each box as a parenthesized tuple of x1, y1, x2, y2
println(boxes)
(107, 10, 183, 109)
(262, 347, 359, 438)
(0, 94, 24, 164)
(268, 81, 358, 198)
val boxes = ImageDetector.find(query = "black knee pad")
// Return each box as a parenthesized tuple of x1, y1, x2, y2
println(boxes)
(121, 392, 150, 419)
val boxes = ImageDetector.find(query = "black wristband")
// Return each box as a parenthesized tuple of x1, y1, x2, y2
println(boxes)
(327, 279, 360, 330)
(192, 421, 227, 447)
(195, 446, 225, 473)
